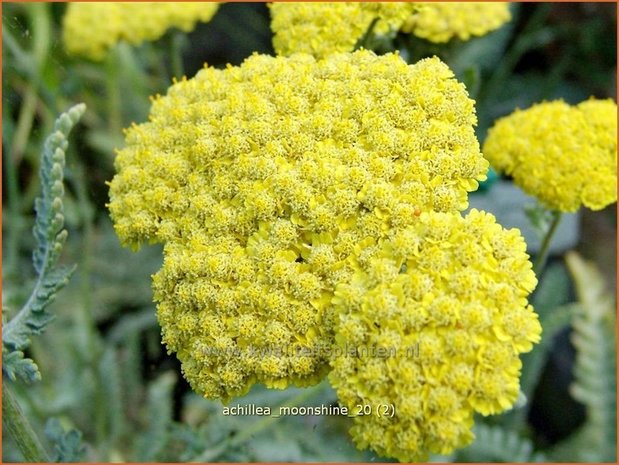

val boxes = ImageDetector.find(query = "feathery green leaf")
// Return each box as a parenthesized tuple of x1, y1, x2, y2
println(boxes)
(561, 252, 617, 462)
(2, 103, 85, 382)
(457, 423, 546, 462)
(45, 418, 86, 463)
(2, 349, 41, 383)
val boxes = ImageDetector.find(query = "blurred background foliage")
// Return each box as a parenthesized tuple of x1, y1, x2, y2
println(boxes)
(2, 2, 617, 462)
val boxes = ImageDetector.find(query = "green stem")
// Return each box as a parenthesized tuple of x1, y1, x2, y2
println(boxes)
(533, 210, 562, 276)
(28, 3, 51, 67)
(354, 17, 380, 51)
(480, 3, 552, 103)
(169, 32, 185, 79)
(105, 50, 123, 137)
(194, 383, 328, 462)
(2, 28, 33, 75)
(2, 383, 51, 462)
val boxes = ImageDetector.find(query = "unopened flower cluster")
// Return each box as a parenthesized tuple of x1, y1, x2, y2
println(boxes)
(483, 99, 617, 212)
(270, 2, 511, 58)
(63, 2, 219, 60)
(109, 50, 541, 461)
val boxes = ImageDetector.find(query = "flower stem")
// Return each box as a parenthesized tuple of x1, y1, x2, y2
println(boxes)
(355, 17, 380, 51)
(2, 383, 51, 462)
(169, 32, 185, 79)
(533, 210, 562, 276)
(105, 49, 123, 137)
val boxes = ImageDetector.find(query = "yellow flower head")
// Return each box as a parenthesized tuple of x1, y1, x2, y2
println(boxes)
(483, 99, 617, 212)
(329, 209, 541, 462)
(62, 2, 219, 61)
(270, 2, 416, 58)
(401, 2, 512, 43)
(108, 50, 487, 400)
(270, 2, 511, 58)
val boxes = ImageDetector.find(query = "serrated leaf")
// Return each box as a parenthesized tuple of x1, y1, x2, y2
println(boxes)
(2, 349, 41, 383)
(3, 264, 76, 349)
(3, 104, 84, 372)
(456, 423, 546, 462)
(562, 252, 617, 462)
(135, 371, 177, 461)
(44, 418, 86, 463)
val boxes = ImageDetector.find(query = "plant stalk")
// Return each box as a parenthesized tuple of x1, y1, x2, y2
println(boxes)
(533, 210, 562, 276)
(354, 17, 380, 51)
(105, 50, 123, 137)
(2, 383, 51, 462)
(169, 32, 185, 79)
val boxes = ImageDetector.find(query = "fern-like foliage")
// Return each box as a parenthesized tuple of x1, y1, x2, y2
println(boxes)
(2, 103, 86, 384)
(456, 423, 546, 462)
(45, 418, 86, 462)
(550, 252, 617, 462)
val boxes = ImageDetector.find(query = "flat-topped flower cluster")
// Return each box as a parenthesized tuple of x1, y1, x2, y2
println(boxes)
(484, 99, 617, 212)
(63, 2, 220, 60)
(109, 50, 541, 461)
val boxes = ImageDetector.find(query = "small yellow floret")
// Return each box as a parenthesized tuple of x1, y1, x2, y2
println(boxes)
(483, 99, 617, 212)
(62, 2, 219, 60)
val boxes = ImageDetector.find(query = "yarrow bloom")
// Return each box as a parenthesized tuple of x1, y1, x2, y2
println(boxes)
(401, 2, 512, 43)
(269, 2, 415, 58)
(63, 2, 219, 60)
(330, 210, 540, 461)
(109, 50, 540, 461)
(483, 99, 617, 212)
(109, 50, 486, 401)
(270, 2, 511, 58)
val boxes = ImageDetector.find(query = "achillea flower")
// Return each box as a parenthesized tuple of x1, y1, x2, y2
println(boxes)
(270, 2, 511, 58)
(330, 209, 540, 462)
(270, 2, 416, 58)
(483, 99, 617, 212)
(63, 2, 219, 61)
(109, 50, 487, 400)
(401, 2, 512, 43)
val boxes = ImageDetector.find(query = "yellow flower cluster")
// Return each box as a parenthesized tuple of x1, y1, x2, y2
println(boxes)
(269, 2, 416, 58)
(63, 2, 219, 61)
(483, 99, 617, 212)
(110, 50, 542, 461)
(401, 2, 512, 43)
(109, 50, 487, 401)
(330, 209, 540, 461)
(270, 2, 511, 58)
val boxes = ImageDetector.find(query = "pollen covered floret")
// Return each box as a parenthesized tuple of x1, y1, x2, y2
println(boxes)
(401, 2, 512, 43)
(483, 99, 617, 212)
(62, 2, 219, 61)
(269, 2, 416, 58)
(329, 209, 541, 462)
(108, 50, 487, 400)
